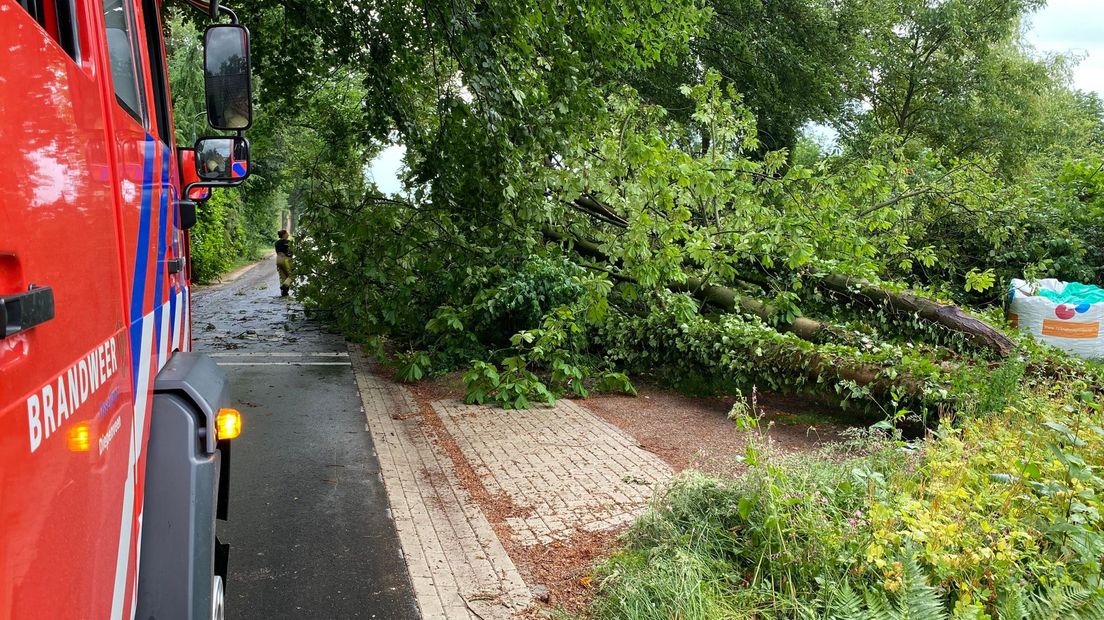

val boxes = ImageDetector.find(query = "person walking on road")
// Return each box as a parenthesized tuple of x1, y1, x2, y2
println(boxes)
(275, 229, 293, 297)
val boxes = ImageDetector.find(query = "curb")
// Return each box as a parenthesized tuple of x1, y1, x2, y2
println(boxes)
(347, 343, 533, 619)
(216, 252, 275, 284)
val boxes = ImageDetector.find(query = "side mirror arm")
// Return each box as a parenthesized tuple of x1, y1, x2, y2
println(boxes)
(183, 180, 245, 196)
(181, 0, 235, 22)
(216, 5, 238, 23)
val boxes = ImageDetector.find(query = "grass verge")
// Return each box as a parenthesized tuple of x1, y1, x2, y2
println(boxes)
(586, 393, 1104, 619)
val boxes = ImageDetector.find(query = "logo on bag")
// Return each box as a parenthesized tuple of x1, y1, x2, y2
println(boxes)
(1054, 303, 1092, 320)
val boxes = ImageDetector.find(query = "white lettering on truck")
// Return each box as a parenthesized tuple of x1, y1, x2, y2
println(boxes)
(43, 385, 55, 438)
(98, 415, 122, 455)
(78, 358, 90, 402)
(26, 335, 120, 453)
(27, 395, 42, 452)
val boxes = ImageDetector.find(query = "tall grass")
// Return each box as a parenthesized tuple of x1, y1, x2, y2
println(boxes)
(590, 432, 905, 619)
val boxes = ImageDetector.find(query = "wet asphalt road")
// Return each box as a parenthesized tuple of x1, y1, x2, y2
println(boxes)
(192, 258, 419, 619)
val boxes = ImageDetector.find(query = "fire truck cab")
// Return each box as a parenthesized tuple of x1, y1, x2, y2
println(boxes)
(0, 0, 251, 616)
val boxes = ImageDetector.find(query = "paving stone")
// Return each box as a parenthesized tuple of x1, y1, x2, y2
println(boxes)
(350, 346, 531, 619)
(434, 400, 673, 546)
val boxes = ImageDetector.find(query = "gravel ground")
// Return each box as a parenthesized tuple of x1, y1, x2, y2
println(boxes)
(584, 385, 851, 477)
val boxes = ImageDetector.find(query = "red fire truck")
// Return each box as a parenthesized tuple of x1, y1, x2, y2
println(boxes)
(0, 0, 252, 616)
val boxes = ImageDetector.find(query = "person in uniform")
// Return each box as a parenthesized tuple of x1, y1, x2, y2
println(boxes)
(275, 230, 293, 297)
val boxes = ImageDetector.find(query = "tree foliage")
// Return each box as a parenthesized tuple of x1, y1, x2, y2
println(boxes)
(212, 0, 1104, 409)
(626, 0, 878, 153)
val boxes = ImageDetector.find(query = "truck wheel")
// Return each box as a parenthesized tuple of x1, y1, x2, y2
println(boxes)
(211, 576, 225, 620)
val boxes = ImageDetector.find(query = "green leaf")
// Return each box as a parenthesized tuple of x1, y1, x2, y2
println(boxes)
(738, 496, 755, 520)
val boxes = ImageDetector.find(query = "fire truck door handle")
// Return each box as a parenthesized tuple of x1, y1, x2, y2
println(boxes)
(0, 286, 55, 339)
(166, 257, 186, 275)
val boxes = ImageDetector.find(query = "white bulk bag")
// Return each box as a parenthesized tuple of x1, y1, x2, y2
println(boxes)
(1008, 278, 1104, 359)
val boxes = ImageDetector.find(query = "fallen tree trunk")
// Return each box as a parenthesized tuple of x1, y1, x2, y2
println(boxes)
(669, 278, 830, 341)
(545, 227, 830, 342)
(545, 227, 946, 408)
(543, 227, 609, 262)
(819, 274, 1014, 357)
(549, 190, 1015, 357)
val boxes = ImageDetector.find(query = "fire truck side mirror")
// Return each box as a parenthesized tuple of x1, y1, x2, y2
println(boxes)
(195, 136, 250, 183)
(204, 24, 252, 131)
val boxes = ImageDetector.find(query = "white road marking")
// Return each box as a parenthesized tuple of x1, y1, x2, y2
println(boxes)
(214, 361, 353, 366)
(208, 352, 349, 357)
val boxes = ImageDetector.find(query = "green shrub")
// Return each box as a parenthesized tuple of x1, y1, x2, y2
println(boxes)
(592, 435, 904, 619)
(590, 394, 1104, 619)
(190, 192, 241, 283)
(189, 192, 271, 284)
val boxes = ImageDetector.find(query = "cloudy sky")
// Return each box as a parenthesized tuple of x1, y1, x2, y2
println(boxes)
(368, 1, 1104, 193)
(1025, 0, 1104, 97)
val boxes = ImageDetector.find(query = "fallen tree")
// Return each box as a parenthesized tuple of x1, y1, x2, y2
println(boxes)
(291, 63, 1044, 420)
(550, 187, 1016, 358)
(543, 228, 831, 339)
(544, 226, 1010, 357)
(671, 277, 830, 341)
(818, 274, 1014, 357)
(545, 227, 953, 408)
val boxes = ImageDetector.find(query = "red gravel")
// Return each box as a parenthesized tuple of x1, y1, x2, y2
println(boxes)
(584, 385, 852, 476)
(397, 373, 620, 616)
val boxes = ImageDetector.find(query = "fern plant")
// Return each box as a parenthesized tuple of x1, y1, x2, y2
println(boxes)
(894, 554, 948, 620)
(1023, 585, 1104, 620)
(821, 553, 948, 620)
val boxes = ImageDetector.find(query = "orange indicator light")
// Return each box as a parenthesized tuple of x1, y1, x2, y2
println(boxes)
(68, 422, 92, 452)
(216, 408, 242, 440)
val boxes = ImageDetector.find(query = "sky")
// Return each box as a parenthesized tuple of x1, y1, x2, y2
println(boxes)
(365, 143, 406, 195)
(1024, 0, 1104, 98)
(368, 1, 1104, 192)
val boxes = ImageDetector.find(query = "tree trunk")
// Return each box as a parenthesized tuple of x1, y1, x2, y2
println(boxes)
(670, 278, 829, 341)
(819, 274, 1014, 357)
(543, 226, 1012, 358)
(544, 228, 938, 404)
(544, 227, 829, 341)
(554, 192, 1010, 354)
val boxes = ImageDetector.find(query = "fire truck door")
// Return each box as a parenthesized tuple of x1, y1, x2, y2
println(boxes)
(98, 0, 186, 613)
(0, 1, 132, 616)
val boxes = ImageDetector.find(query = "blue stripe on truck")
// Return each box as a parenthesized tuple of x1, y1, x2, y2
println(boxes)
(153, 145, 170, 361)
(128, 135, 157, 389)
